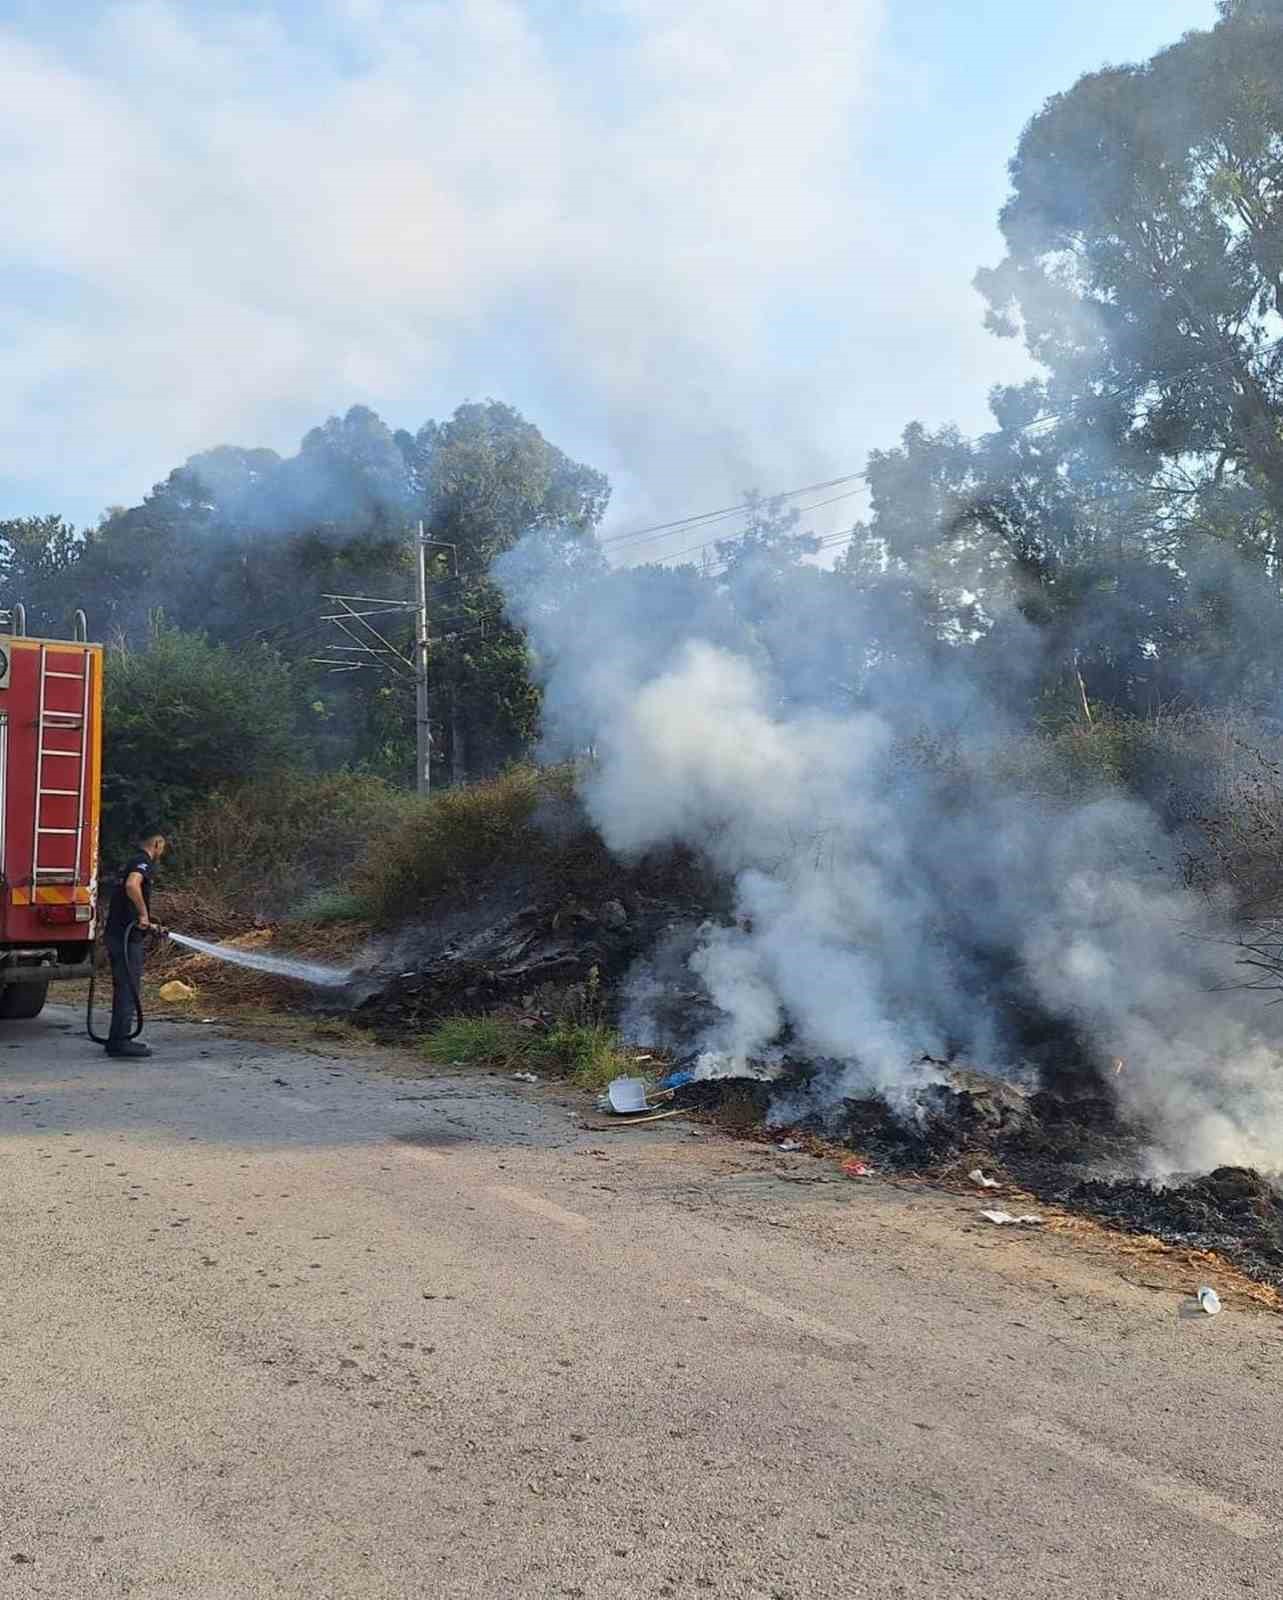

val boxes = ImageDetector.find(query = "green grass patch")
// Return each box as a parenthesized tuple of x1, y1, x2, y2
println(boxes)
(289, 887, 373, 926)
(420, 1013, 630, 1087)
(422, 1014, 535, 1069)
(537, 1020, 631, 1090)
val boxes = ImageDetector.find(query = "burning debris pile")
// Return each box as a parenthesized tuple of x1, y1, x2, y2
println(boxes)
(339, 528, 1283, 1282)
(1058, 1166, 1283, 1281)
(351, 782, 722, 1033)
(355, 890, 710, 1034)
(491, 533, 1283, 1179)
(667, 1054, 1140, 1193)
(351, 523, 1283, 1286)
(347, 839, 1283, 1282)
(353, 867, 1283, 1281)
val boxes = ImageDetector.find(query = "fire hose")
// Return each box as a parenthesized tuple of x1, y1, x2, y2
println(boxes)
(85, 926, 349, 1045)
(85, 923, 169, 1045)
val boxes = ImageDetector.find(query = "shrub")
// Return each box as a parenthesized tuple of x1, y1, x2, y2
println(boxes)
(173, 770, 414, 923)
(538, 1020, 629, 1089)
(356, 762, 599, 923)
(1174, 735, 1283, 918)
(290, 888, 375, 926)
(421, 1013, 629, 1088)
(103, 623, 297, 853)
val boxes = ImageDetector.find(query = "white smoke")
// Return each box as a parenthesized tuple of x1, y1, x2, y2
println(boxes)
(498, 538, 1283, 1174)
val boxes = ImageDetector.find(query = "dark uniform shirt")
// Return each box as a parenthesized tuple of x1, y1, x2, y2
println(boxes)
(105, 853, 153, 939)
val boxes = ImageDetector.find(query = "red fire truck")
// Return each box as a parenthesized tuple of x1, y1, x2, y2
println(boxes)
(0, 606, 102, 1019)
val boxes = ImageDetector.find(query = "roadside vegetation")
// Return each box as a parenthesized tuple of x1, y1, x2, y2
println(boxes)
(160, 713, 1283, 945)
(160, 763, 601, 933)
(353, 763, 599, 923)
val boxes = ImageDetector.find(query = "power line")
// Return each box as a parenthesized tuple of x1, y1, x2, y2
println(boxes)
(221, 617, 321, 654)
(654, 485, 873, 570)
(693, 466, 1247, 579)
(695, 522, 864, 579)
(756, 478, 1236, 576)
(607, 330, 1283, 566)
(599, 471, 870, 550)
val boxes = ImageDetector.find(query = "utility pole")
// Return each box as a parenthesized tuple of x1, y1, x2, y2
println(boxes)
(312, 530, 463, 797)
(415, 521, 431, 795)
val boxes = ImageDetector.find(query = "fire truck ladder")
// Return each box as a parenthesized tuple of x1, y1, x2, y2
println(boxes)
(32, 643, 93, 889)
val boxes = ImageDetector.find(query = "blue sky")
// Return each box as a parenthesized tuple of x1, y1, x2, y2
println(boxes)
(0, 0, 1220, 549)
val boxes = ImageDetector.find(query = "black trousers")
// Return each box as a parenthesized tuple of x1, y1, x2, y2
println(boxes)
(106, 932, 144, 1045)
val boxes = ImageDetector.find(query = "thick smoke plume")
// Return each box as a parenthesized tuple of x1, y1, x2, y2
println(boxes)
(497, 537, 1283, 1176)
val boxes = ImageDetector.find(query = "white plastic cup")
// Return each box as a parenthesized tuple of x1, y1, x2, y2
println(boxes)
(1197, 1286, 1222, 1316)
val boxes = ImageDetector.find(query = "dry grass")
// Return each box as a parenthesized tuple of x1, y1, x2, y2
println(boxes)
(155, 886, 255, 942)
(171, 770, 414, 926)
(142, 916, 369, 1015)
(355, 763, 605, 925)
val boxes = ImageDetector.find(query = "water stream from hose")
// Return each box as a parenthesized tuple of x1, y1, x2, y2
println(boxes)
(168, 931, 354, 988)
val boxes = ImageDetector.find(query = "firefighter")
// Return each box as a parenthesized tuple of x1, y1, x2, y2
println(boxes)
(103, 831, 168, 1057)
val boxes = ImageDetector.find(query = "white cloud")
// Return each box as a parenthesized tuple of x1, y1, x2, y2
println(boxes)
(0, 0, 1024, 531)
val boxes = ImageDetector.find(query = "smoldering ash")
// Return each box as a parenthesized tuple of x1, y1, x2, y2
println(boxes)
(496, 534, 1283, 1175)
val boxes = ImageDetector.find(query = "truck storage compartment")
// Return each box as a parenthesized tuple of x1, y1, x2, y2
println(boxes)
(0, 611, 102, 1009)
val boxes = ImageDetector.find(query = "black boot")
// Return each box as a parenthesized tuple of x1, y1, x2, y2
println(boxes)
(106, 1040, 152, 1058)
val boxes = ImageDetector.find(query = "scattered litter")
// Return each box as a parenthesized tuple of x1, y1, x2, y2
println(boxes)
(607, 1077, 651, 1115)
(158, 980, 196, 1003)
(980, 1210, 1043, 1227)
(779, 1139, 802, 1153)
(969, 1168, 1001, 1190)
(585, 1108, 690, 1131)
(841, 1158, 873, 1179)
(512, 1072, 540, 1084)
(1197, 1286, 1222, 1316)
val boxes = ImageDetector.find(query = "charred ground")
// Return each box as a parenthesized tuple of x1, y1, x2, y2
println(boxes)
(347, 861, 1283, 1291)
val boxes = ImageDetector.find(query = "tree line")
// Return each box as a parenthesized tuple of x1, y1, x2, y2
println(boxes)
(0, 401, 610, 841)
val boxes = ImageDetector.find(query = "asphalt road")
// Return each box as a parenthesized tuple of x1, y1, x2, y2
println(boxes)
(2, 1006, 1280, 1599)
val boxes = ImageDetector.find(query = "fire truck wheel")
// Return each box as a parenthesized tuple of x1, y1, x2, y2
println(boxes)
(0, 982, 49, 1020)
